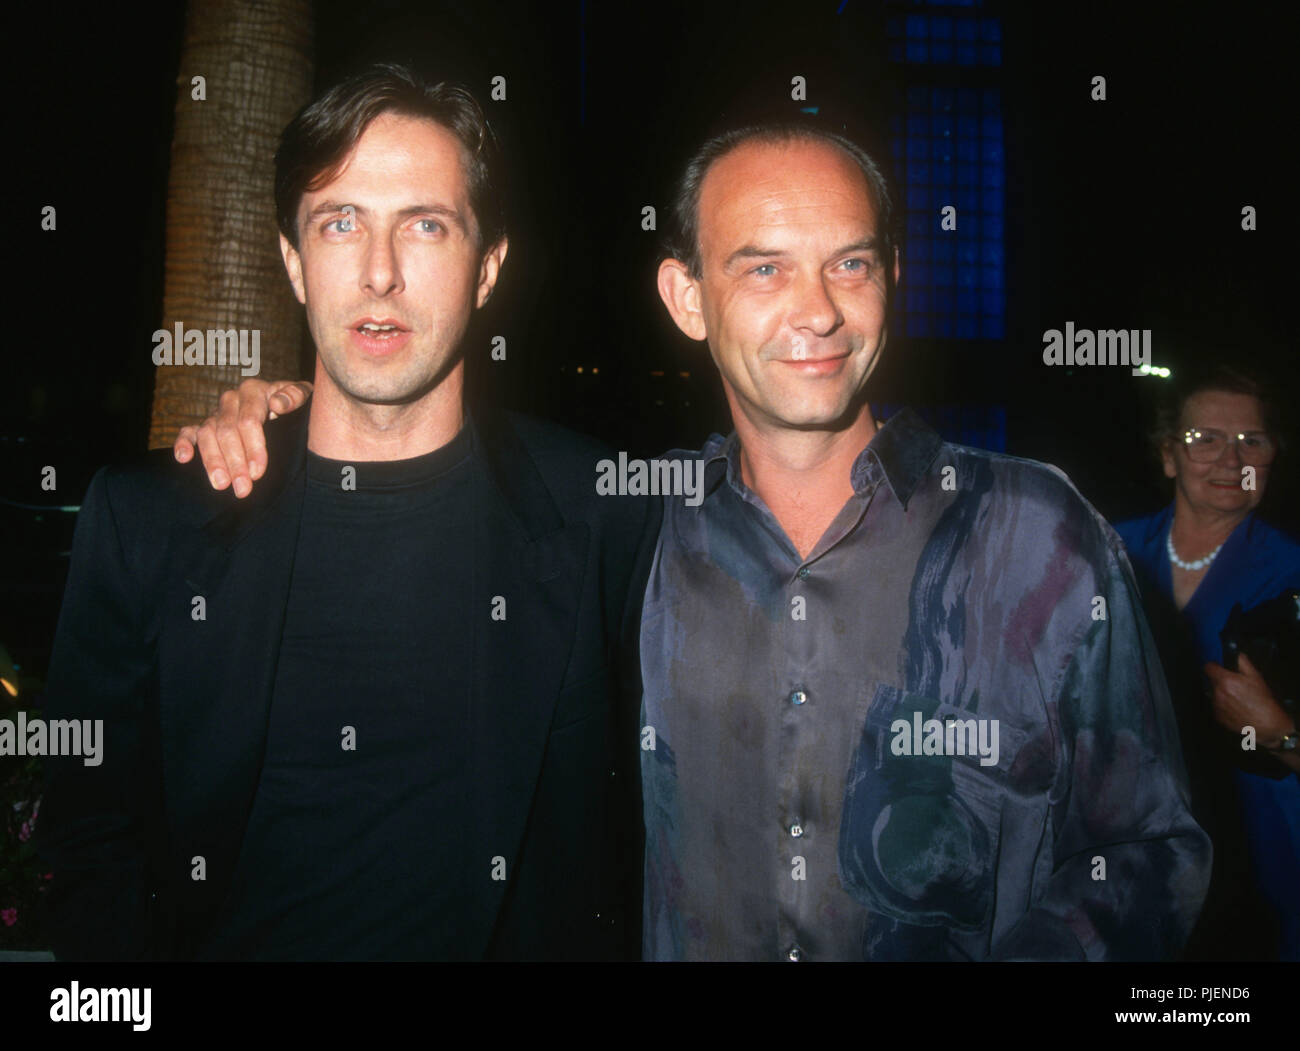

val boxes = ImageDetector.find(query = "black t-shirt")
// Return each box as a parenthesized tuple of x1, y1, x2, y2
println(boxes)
(199, 425, 477, 959)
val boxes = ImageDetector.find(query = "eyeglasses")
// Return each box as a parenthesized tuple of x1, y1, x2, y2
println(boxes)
(1179, 427, 1276, 464)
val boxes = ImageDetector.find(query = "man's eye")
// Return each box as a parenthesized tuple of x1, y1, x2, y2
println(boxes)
(416, 219, 444, 234)
(325, 217, 354, 233)
(841, 257, 870, 271)
(750, 263, 777, 277)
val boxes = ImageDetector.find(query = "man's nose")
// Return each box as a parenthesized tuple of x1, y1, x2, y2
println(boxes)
(788, 272, 841, 335)
(362, 232, 404, 296)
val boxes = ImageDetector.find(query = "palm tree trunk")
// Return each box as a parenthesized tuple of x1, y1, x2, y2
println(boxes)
(148, 0, 314, 449)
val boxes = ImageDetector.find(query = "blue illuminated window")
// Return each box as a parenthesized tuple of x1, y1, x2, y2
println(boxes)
(887, 2, 1001, 67)
(887, 6, 1005, 341)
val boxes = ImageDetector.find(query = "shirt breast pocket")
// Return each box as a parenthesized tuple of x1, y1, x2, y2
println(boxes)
(838, 682, 1026, 934)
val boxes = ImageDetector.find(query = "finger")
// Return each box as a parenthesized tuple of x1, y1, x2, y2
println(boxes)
(210, 389, 254, 498)
(233, 379, 274, 478)
(195, 421, 230, 490)
(1236, 653, 1261, 679)
(214, 415, 253, 501)
(267, 380, 313, 420)
(174, 425, 199, 463)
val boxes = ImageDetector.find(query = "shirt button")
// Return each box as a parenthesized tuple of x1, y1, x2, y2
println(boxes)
(789, 822, 804, 838)
(789, 688, 808, 706)
(787, 946, 804, 962)
(797, 566, 810, 579)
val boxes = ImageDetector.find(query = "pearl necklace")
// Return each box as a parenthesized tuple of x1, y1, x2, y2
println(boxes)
(1167, 530, 1223, 572)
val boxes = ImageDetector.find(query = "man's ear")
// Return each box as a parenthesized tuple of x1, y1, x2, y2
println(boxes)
(476, 237, 509, 308)
(657, 258, 707, 342)
(279, 233, 307, 306)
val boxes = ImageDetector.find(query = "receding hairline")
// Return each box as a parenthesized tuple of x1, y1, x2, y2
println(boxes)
(693, 133, 887, 264)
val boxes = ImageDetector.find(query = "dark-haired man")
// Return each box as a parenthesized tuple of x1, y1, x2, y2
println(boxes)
(38, 65, 656, 961)
(178, 119, 1211, 961)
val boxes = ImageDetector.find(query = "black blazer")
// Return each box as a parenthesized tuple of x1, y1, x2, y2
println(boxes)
(36, 402, 659, 960)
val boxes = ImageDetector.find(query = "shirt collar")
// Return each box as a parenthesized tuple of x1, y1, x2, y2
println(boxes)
(699, 407, 943, 512)
(700, 433, 740, 499)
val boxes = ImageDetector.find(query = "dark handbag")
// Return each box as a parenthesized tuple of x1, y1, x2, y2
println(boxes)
(1219, 589, 1299, 779)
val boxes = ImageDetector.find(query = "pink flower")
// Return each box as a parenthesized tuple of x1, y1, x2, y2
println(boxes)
(1, 908, 17, 927)
(18, 821, 31, 842)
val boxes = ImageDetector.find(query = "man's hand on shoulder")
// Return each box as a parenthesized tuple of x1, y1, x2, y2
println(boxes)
(172, 379, 312, 498)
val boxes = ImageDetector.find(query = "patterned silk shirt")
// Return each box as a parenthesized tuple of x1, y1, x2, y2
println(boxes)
(639, 408, 1211, 961)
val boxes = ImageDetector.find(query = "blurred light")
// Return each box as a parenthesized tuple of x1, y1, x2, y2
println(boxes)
(0, 644, 18, 698)
(650, 370, 665, 377)
(576, 366, 584, 374)
(591, 367, 599, 375)
(678, 371, 691, 378)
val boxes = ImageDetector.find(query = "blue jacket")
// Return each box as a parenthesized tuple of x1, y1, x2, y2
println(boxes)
(1115, 504, 1300, 958)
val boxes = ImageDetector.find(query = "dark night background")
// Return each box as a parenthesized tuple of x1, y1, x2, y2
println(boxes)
(4, 0, 1296, 681)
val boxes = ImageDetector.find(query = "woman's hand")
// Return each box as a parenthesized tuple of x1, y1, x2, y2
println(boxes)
(1205, 653, 1299, 771)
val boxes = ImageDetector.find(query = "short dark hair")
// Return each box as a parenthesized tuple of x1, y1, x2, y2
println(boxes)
(275, 63, 505, 252)
(1149, 363, 1285, 460)
(663, 121, 899, 283)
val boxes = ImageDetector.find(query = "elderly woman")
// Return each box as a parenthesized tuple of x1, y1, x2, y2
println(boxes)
(1115, 366, 1299, 960)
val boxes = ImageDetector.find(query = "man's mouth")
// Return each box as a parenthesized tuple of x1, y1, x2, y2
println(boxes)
(353, 317, 409, 336)
(350, 317, 412, 356)
(777, 351, 850, 374)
